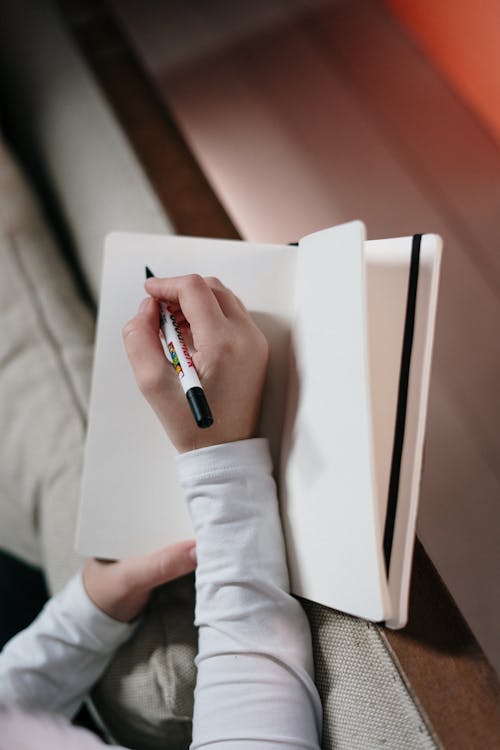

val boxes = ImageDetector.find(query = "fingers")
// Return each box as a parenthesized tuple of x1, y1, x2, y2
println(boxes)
(122, 540, 197, 590)
(83, 540, 197, 622)
(123, 297, 176, 399)
(129, 274, 267, 452)
(204, 276, 248, 319)
(145, 273, 249, 329)
(145, 275, 225, 342)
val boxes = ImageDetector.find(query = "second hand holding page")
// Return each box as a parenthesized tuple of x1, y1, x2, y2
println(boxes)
(145, 266, 213, 429)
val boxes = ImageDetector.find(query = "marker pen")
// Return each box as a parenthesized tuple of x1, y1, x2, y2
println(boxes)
(145, 267, 213, 428)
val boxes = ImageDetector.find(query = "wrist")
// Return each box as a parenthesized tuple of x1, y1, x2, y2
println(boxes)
(82, 560, 146, 624)
(73, 571, 136, 641)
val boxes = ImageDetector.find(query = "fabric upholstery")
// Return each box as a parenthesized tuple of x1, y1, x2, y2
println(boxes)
(92, 579, 196, 750)
(0, 138, 92, 577)
(303, 600, 436, 749)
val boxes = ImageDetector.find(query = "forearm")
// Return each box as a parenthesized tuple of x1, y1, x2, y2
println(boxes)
(0, 572, 134, 717)
(178, 438, 322, 750)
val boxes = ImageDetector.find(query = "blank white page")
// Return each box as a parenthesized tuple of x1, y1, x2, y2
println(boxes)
(281, 222, 391, 622)
(76, 233, 296, 558)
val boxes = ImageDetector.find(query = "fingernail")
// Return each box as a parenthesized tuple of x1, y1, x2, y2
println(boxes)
(188, 546, 197, 564)
(138, 298, 150, 314)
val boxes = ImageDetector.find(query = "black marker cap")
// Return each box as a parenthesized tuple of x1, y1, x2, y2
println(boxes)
(186, 387, 213, 429)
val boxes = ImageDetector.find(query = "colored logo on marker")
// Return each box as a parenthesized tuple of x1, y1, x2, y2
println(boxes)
(168, 341, 184, 377)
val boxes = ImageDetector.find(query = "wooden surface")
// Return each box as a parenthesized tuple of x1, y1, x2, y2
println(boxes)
(56, 1, 500, 746)
(386, 540, 500, 748)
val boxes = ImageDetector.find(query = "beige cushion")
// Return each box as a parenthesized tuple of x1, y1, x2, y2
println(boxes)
(0, 137, 92, 579)
(92, 578, 196, 750)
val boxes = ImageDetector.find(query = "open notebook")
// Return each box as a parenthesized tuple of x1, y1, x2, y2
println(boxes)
(76, 221, 441, 628)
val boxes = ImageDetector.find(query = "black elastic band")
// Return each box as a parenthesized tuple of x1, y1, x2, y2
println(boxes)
(383, 234, 421, 574)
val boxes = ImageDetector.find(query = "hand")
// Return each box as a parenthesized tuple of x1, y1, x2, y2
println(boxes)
(123, 274, 269, 453)
(82, 540, 197, 622)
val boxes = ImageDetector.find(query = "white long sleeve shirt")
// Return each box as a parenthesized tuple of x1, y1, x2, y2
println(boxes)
(0, 438, 322, 749)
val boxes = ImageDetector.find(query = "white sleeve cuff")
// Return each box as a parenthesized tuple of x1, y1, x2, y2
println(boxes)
(176, 437, 272, 484)
(60, 573, 136, 651)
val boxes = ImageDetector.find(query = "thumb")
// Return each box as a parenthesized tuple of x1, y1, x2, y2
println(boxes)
(122, 540, 197, 592)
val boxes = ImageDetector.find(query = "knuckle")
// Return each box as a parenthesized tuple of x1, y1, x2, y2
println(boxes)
(219, 335, 237, 356)
(210, 335, 235, 365)
(136, 366, 166, 398)
(205, 275, 223, 289)
(234, 294, 246, 310)
(184, 273, 205, 291)
(119, 566, 139, 595)
(240, 324, 269, 363)
(256, 334, 269, 363)
(122, 319, 139, 340)
(157, 553, 175, 581)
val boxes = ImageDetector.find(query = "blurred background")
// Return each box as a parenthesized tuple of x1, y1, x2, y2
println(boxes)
(0, 0, 499, 686)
